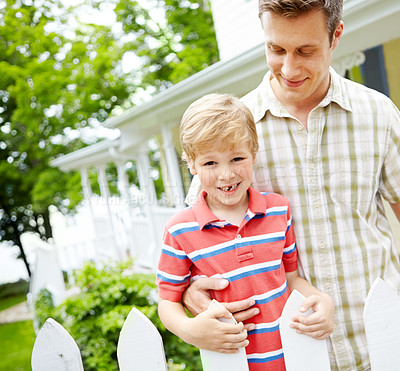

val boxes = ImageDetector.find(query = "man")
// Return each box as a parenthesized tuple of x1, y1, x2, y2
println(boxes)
(182, 1, 400, 370)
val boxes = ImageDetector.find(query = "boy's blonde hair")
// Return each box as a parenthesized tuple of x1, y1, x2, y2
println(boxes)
(180, 93, 258, 162)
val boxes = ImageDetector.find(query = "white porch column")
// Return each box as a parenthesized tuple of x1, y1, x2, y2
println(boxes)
(161, 125, 185, 208)
(115, 161, 131, 202)
(96, 164, 123, 261)
(79, 167, 93, 213)
(137, 146, 157, 205)
(97, 164, 111, 200)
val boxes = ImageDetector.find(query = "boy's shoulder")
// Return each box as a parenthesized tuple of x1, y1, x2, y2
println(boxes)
(254, 189, 290, 207)
(165, 206, 198, 230)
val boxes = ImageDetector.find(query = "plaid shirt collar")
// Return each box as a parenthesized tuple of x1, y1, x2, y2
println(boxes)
(245, 66, 352, 123)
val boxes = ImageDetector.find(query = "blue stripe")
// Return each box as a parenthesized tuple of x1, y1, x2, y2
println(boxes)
(156, 273, 190, 285)
(255, 283, 288, 305)
(236, 236, 284, 248)
(266, 210, 287, 217)
(248, 352, 284, 364)
(161, 249, 188, 260)
(191, 244, 236, 262)
(248, 324, 280, 335)
(171, 226, 200, 237)
(283, 244, 296, 255)
(229, 264, 281, 282)
(190, 235, 285, 262)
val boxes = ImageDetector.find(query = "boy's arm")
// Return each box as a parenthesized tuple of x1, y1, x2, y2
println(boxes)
(285, 270, 334, 340)
(158, 298, 249, 353)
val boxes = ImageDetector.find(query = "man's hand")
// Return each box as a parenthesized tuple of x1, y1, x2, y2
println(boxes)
(182, 277, 259, 328)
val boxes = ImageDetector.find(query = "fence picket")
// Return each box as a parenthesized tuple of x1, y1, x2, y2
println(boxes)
(364, 277, 400, 371)
(117, 307, 168, 370)
(31, 318, 84, 371)
(280, 290, 330, 371)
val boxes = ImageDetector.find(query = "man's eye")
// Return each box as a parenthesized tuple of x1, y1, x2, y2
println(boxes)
(299, 49, 314, 56)
(269, 45, 284, 54)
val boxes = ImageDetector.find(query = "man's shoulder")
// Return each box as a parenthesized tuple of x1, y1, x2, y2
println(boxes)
(336, 72, 395, 106)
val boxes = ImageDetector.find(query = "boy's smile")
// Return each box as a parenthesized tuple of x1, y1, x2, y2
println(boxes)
(190, 143, 256, 220)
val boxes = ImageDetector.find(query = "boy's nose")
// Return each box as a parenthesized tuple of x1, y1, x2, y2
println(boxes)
(219, 165, 235, 180)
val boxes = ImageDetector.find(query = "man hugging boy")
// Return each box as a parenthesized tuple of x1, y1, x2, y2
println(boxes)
(156, 93, 334, 370)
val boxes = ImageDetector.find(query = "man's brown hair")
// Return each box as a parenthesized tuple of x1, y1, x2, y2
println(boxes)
(258, 0, 343, 44)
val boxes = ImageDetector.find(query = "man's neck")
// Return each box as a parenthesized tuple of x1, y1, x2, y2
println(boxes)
(270, 72, 331, 129)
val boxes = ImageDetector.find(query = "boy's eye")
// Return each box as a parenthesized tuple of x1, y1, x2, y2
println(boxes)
(203, 161, 216, 166)
(232, 157, 244, 162)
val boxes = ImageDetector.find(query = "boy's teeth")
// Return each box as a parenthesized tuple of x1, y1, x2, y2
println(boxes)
(220, 183, 238, 191)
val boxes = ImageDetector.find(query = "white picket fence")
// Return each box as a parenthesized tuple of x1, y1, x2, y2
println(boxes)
(31, 278, 400, 371)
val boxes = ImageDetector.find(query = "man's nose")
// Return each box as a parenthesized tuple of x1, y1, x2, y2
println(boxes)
(281, 53, 301, 79)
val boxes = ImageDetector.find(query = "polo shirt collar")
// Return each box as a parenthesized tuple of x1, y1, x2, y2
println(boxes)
(243, 66, 351, 122)
(192, 188, 267, 229)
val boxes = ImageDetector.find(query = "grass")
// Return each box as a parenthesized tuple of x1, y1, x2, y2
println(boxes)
(0, 320, 35, 371)
(0, 293, 27, 312)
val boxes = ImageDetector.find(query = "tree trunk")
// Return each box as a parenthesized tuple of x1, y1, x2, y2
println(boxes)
(14, 229, 32, 277)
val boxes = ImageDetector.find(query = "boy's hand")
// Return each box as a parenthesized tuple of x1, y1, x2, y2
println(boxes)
(182, 277, 259, 325)
(290, 293, 335, 340)
(182, 304, 249, 353)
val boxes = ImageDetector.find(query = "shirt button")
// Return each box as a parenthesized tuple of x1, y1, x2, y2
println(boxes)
(297, 124, 303, 131)
(320, 242, 326, 249)
(237, 234, 241, 239)
(314, 201, 320, 208)
(310, 163, 315, 170)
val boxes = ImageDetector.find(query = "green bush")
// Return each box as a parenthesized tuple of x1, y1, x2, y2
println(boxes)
(34, 260, 201, 371)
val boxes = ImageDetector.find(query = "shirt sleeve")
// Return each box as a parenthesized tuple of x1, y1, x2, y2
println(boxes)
(156, 226, 193, 302)
(380, 101, 400, 204)
(282, 202, 298, 273)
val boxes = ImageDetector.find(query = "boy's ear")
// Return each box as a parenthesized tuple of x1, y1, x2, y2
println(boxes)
(189, 161, 197, 175)
(182, 151, 197, 175)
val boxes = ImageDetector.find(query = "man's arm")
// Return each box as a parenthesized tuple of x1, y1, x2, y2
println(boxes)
(182, 277, 259, 327)
(390, 202, 400, 222)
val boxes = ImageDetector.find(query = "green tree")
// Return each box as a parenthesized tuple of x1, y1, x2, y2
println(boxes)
(0, 0, 219, 276)
(0, 0, 131, 275)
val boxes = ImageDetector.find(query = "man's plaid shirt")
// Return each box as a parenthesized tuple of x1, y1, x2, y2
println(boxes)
(243, 67, 400, 371)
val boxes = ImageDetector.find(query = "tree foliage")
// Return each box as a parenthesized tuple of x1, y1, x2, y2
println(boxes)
(0, 0, 219, 275)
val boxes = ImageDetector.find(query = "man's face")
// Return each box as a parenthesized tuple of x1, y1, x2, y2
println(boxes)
(261, 10, 343, 110)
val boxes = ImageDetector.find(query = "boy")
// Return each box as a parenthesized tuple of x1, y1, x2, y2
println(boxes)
(156, 93, 334, 370)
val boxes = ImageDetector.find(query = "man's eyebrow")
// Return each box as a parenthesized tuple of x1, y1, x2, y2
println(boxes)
(266, 41, 318, 48)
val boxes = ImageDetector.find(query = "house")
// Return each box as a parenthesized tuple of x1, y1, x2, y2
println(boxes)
(50, 0, 400, 274)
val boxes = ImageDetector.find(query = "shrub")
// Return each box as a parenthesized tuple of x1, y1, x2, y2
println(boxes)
(34, 260, 201, 370)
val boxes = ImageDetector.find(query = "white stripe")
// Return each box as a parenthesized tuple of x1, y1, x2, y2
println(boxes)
(254, 318, 281, 330)
(266, 205, 287, 214)
(250, 281, 287, 301)
(162, 243, 187, 257)
(187, 231, 285, 260)
(213, 260, 281, 280)
(168, 221, 198, 235)
(157, 269, 190, 281)
(246, 348, 283, 360)
(283, 242, 295, 253)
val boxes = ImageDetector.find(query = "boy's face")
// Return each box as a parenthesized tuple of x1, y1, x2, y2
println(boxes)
(262, 9, 343, 110)
(190, 143, 256, 212)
